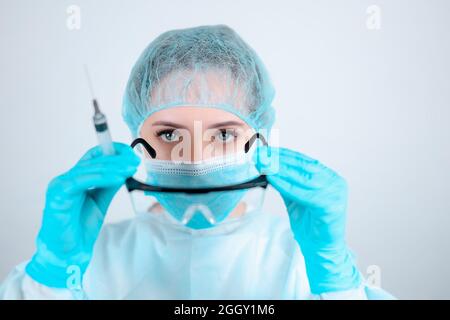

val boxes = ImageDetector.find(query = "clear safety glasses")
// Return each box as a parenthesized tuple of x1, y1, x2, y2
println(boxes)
(125, 133, 270, 228)
(125, 132, 269, 194)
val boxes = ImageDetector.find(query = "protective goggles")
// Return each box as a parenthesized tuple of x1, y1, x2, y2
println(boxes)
(125, 132, 270, 194)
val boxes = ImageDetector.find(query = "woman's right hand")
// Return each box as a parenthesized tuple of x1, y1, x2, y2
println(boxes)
(25, 142, 140, 289)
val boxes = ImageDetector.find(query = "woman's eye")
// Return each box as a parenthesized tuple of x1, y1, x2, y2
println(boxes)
(157, 129, 180, 142)
(216, 129, 237, 143)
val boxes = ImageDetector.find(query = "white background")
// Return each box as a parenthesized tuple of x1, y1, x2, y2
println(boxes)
(1, 0, 449, 299)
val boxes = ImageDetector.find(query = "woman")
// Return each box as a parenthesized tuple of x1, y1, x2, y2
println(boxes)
(1, 25, 375, 299)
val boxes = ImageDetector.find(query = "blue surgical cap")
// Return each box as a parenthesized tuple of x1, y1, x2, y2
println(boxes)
(122, 25, 275, 137)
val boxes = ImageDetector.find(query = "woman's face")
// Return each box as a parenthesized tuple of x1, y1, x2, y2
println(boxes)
(139, 106, 254, 161)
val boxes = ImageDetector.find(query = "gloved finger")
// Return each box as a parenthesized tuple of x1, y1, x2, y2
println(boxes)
(274, 161, 331, 190)
(90, 185, 122, 213)
(69, 162, 138, 178)
(76, 145, 140, 174)
(79, 142, 139, 162)
(253, 145, 274, 174)
(275, 148, 340, 186)
(268, 172, 347, 209)
(51, 159, 137, 197)
(79, 192, 114, 233)
(277, 148, 328, 174)
(77, 151, 140, 170)
(255, 146, 324, 175)
(278, 152, 338, 184)
(278, 147, 318, 163)
(266, 173, 322, 207)
(58, 173, 128, 195)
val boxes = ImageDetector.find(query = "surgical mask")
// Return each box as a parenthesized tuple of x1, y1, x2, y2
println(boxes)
(126, 133, 270, 229)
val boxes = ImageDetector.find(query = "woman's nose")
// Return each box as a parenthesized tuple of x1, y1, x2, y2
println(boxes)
(191, 141, 204, 162)
(190, 135, 219, 162)
(190, 142, 219, 162)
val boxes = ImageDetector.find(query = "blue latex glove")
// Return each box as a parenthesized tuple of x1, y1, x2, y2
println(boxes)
(26, 142, 140, 288)
(256, 147, 361, 294)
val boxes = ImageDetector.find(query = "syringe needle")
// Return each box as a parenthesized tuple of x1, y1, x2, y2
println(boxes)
(83, 64, 96, 100)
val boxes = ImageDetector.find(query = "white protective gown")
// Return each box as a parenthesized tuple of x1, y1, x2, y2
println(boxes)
(0, 206, 369, 300)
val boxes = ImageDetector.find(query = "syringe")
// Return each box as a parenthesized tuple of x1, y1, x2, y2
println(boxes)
(84, 65, 115, 156)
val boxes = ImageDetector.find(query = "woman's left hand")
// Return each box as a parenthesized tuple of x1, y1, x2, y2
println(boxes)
(255, 147, 362, 294)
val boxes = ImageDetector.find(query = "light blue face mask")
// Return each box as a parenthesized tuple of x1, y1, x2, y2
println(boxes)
(143, 153, 261, 229)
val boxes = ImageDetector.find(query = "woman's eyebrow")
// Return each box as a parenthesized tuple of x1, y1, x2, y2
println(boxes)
(152, 121, 188, 129)
(152, 120, 244, 129)
(207, 121, 244, 129)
